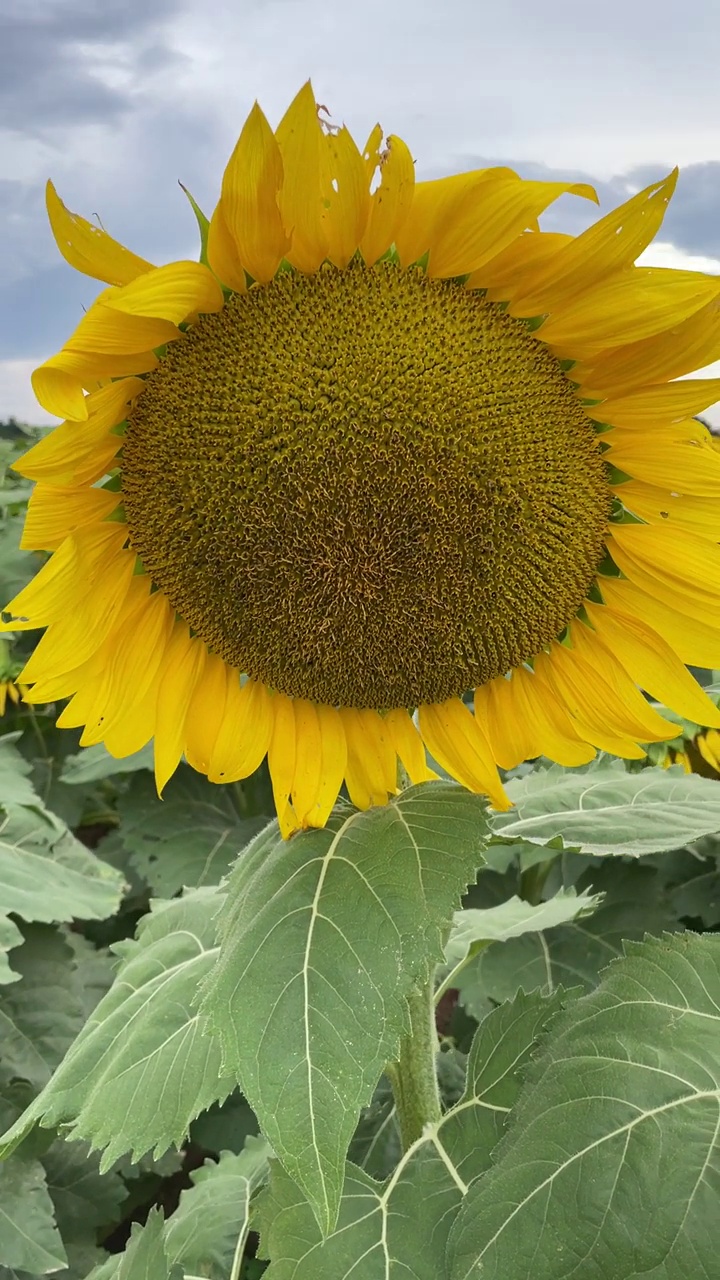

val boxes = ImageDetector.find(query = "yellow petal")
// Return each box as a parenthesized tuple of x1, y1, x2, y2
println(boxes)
(291, 700, 347, 829)
(207, 677, 272, 784)
(210, 103, 291, 284)
(395, 168, 515, 268)
(275, 81, 328, 274)
(575, 295, 720, 398)
(426, 174, 597, 280)
(46, 180, 154, 286)
(359, 134, 415, 266)
(608, 435, 720, 497)
(361, 123, 383, 181)
(32, 349, 158, 422)
(510, 664, 597, 768)
(417, 698, 510, 811)
(474, 674, 538, 770)
(534, 647, 648, 758)
(609, 525, 720, 616)
(206, 201, 247, 293)
(104, 261, 224, 322)
(154, 625, 207, 794)
(21, 483, 121, 551)
(618, 481, 720, 539)
(466, 230, 571, 296)
(267, 691, 297, 837)
(15, 378, 144, 485)
(184, 651, 230, 775)
(339, 706, 396, 810)
(569, 619, 677, 739)
(586, 377, 720, 428)
(584, 600, 720, 728)
(599, 573, 720, 669)
(320, 126, 371, 269)
(1, 523, 129, 631)
(535, 267, 720, 360)
(698, 730, 720, 771)
(82, 587, 173, 748)
(383, 707, 435, 783)
(509, 171, 677, 315)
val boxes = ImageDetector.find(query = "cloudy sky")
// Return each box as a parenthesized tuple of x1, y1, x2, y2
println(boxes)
(3, 0, 720, 424)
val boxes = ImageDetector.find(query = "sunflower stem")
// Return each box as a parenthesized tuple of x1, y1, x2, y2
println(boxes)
(386, 977, 442, 1151)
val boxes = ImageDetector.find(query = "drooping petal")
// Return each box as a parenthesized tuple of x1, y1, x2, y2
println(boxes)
(584, 600, 720, 727)
(206, 201, 247, 293)
(359, 134, 415, 266)
(209, 102, 291, 284)
(510, 664, 597, 768)
(383, 707, 435, 783)
(1, 523, 129, 631)
(275, 81, 328, 273)
(291, 700, 347, 829)
(184, 651, 230, 775)
(207, 676, 272, 784)
(46, 180, 154, 286)
(104, 261, 224, 322)
(32, 349, 158, 422)
(340, 706, 396, 809)
(154, 625, 207, 794)
(267, 691, 297, 838)
(417, 697, 510, 810)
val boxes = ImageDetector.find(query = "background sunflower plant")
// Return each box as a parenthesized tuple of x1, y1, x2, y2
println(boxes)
(0, 87, 720, 1280)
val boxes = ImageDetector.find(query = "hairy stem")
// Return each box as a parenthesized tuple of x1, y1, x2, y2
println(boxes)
(386, 978, 442, 1151)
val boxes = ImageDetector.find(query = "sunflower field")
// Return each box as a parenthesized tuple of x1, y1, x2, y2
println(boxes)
(1, 84, 720, 1279)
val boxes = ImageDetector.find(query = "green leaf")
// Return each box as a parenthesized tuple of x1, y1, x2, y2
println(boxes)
(0, 804, 125, 925)
(348, 1078, 400, 1181)
(0, 890, 234, 1166)
(112, 1209, 180, 1280)
(444, 888, 602, 965)
(0, 735, 43, 807)
(449, 932, 720, 1280)
(60, 743, 154, 785)
(117, 769, 267, 896)
(0, 926, 88, 1093)
(455, 863, 674, 1016)
(0, 916, 23, 985)
(201, 782, 490, 1233)
(257, 990, 562, 1278)
(494, 761, 720, 855)
(164, 1137, 271, 1278)
(0, 1157, 66, 1274)
(190, 1091, 258, 1156)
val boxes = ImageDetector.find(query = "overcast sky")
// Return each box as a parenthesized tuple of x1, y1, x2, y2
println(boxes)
(3, 0, 720, 424)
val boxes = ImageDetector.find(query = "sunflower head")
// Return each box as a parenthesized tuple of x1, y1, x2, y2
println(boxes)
(7, 82, 720, 835)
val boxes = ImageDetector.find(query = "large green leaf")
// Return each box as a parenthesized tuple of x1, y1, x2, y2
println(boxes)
(0, 890, 234, 1166)
(201, 782, 490, 1234)
(455, 863, 674, 1016)
(257, 990, 562, 1278)
(0, 1157, 66, 1275)
(88, 1139, 270, 1280)
(494, 761, 720, 855)
(449, 932, 720, 1280)
(0, 804, 125, 925)
(0, 926, 88, 1093)
(116, 769, 267, 896)
(59, 743, 154, 785)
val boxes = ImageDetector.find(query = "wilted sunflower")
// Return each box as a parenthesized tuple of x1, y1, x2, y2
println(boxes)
(7, 83, 720, 835)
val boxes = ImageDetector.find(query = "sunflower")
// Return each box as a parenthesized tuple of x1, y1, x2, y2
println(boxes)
(7, 83, 720, 836)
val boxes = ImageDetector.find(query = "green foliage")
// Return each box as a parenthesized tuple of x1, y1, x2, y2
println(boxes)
(0, 475, 719, 1275)
(449, 933, 720, 1279)
(496, 759, 720, 854)
(200, 784, 491, 1232)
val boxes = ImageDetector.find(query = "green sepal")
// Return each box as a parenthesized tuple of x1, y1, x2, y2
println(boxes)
(179, 182, 210, 268)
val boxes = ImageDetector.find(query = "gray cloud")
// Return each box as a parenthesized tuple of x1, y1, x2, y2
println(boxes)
(0, 0, 182, 133)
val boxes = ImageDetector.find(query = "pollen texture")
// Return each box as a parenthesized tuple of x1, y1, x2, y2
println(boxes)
(122, 261, 611, 708)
